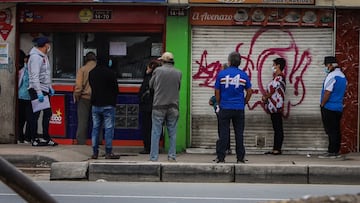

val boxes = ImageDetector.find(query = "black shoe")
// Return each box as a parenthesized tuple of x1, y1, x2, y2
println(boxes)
(213, 158, 225, 163)
(139, 150, 150, 154)
(226, 149, 232, 155)
(91, 154, 98, 159)
(264, 150, 282, 155)
(105, 153, 120, 159)
(237, 159, 245, 164)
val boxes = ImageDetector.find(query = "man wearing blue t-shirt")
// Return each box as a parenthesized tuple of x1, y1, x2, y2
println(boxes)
(319, 56, 347, 159)
(214, 52, 252, 163)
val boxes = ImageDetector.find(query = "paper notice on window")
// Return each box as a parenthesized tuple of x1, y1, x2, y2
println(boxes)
(31, 95, 51, 112)
(110, 42, 126, 56)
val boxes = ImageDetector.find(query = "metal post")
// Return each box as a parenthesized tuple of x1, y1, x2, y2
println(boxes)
(0, 157, 57, 203)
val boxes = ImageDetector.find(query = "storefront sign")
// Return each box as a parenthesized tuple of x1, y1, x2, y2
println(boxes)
(93, 10, 112, 20)
(190, 7, 333, 27)
(49, 95, 66, 137)
(101, 0, 166, 2)
(19, 6, 166, 25)
(168, 7, 188, 16)
(189, 0, 314, 4)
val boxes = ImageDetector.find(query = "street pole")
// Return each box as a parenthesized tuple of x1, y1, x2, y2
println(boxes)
(0, 156, 57, 203)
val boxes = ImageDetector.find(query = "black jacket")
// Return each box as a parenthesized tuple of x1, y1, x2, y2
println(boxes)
(89, 65, 118, 107)
(138, 71, 153, 112)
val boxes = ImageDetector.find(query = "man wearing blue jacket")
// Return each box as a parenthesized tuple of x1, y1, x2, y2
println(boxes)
(319, 56, 347, 159)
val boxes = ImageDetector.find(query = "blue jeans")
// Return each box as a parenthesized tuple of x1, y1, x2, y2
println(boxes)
(150, 108, 179, 161)
(216, 109, 245, 161)
(91, 106, 115, 155)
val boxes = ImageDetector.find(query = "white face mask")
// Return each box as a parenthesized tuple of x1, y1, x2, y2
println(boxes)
(271, 66, 277, 73)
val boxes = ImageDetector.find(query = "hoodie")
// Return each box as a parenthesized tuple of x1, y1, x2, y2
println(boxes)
(28, 47, 52, 95)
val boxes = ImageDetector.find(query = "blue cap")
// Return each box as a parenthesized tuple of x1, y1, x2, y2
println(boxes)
(33, 37, 50, 47)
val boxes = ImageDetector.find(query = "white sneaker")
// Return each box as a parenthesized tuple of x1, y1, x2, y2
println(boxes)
(47, 140, 58, 146)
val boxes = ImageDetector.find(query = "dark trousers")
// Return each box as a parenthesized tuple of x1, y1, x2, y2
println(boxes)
(76, 98, 92, 145)
(270, 113, 284, 151)
(321, 107, 342, 153)
(216, 109, 245, 161)
(141, 110, 152, 151)
(216, 113, 230, 150)
(29, 89, 52, 141)
(18, 99, 33, 142)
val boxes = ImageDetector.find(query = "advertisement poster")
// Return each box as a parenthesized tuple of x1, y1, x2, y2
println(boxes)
(49, 95, 66, 137)
(0, 43, 8, 64)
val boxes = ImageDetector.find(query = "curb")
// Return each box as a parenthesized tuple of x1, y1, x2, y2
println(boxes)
(50, 162, 360, 184)
(1, 154, 56, 168)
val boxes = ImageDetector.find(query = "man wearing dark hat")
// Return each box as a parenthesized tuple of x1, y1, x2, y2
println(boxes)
(28, 36, 58, 146)
(214, 51, 252, 163)
(318, 56, 347, 158)
(149, 52, 182, 162)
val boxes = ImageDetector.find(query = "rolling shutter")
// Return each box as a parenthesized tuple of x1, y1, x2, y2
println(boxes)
(191, 26, 334, 153)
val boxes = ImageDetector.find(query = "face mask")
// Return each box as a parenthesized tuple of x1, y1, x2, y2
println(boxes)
(46, 45, 51, 53)
(324, 67, 330, 74)
(271, 66, 277, 73)
(108, 59, 113, 68)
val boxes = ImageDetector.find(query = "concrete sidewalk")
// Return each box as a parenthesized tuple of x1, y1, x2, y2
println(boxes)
(1, 144, 360, 184)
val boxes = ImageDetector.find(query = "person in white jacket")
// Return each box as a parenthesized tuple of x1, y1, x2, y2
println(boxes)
(28, 36, 58, 147)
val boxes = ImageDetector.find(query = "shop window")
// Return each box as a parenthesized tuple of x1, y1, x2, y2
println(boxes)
(82, 33, 162, 83)
(21, 32, 162, 83)
(53, 33, 77, 80)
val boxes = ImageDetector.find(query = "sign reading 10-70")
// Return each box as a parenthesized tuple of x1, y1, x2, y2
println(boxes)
(93, 10, 112, 20)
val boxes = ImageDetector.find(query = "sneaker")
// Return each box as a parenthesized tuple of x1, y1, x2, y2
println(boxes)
(47, 139, 58, 146)
(213, 158, 225, 163)
(105, 153, 120, 159)
(318, 152, 341, 159)
(32, 139, 48, 147)
(24, 140, 31, 144)
(91, 154, 98, 159)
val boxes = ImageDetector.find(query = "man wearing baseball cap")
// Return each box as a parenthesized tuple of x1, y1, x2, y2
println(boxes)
(28, 36, 57, 146)
(318, 56, 347, 158)
(149, 52, 182, 162)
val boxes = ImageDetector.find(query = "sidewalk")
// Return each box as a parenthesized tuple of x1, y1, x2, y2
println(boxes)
(1, 144, 360, 184)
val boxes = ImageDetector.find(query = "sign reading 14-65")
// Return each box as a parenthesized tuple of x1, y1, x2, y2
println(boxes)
(93, 10, 112, 20)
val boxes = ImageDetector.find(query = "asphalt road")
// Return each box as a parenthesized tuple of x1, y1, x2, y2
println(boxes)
(1, 181, 360, 203)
